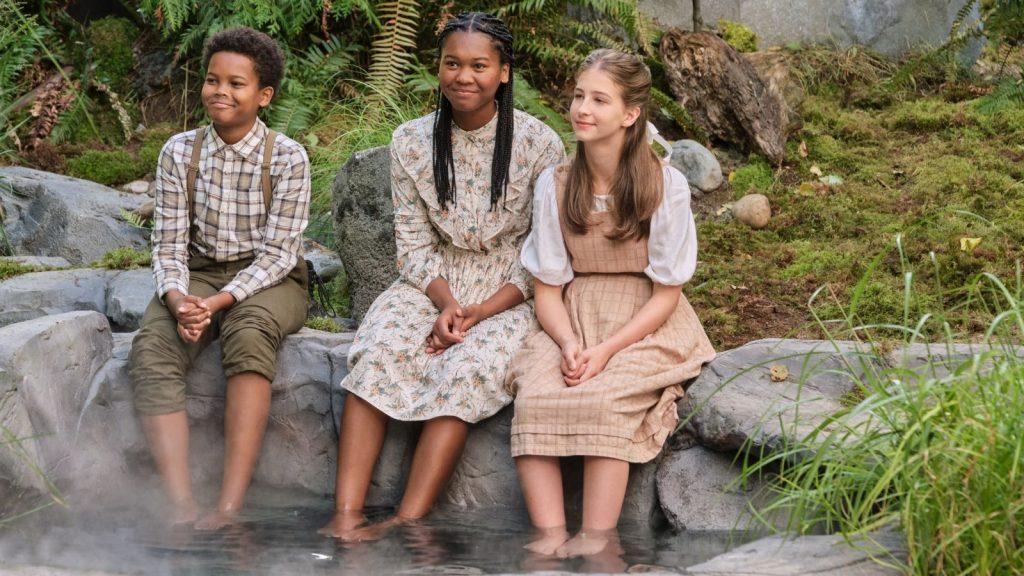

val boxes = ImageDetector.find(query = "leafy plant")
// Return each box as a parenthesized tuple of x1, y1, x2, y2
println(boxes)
(93, 247, 150, 270)
(366, 0, 421, 99)
(0, 0, 50, 145)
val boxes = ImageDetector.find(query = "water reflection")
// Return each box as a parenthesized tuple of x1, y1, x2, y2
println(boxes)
(0, 491, 754, 574)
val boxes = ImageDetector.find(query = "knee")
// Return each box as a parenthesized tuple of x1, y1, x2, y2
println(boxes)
(220, 317, 281, 381)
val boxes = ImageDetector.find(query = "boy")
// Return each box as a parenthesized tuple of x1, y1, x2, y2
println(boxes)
(129, 27, 310, 529)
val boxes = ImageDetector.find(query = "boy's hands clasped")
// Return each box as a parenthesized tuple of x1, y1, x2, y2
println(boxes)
(166, 291, 236, 344)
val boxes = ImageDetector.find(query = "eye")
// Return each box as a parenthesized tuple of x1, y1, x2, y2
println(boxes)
(473, 63, 486, 71)
(205, 77, 216, 84)
(444, 60, 458, 68)
(573, 93, 583, 100)
(231, 81, 244, 87)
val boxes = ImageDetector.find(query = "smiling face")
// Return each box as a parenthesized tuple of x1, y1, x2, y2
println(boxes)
(438, 31, 509, 120)
(201, 51, 273, 133)
(570, 67, 641, 145)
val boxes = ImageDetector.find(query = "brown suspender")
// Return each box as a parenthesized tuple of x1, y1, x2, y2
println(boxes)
(184, 126, 278, 237)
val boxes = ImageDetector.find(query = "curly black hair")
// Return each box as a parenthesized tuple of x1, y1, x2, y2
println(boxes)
(202, 27, 285, 95)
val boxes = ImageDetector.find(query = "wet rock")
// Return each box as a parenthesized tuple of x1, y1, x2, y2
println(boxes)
(683, 530, 906, 575)
(671, 139, 723, 194)
(105, 269, 154, 330)
(120, 180, 150, 195)
(0, 167, 149, 265)
(656, 444, 774, 531)
(0, 256, 72, 269)
(332, 145, 396, 321)
(731, 193, 771, 229)
(0, 268, 114, 327)
(303, 238, 344, 281)
(680, 339, 875, 455)
(0, 312, 113, 497)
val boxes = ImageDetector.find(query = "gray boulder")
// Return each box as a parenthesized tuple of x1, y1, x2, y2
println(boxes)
(671, 140, 723, 194)
(0, 269, 114, 327)
(0, 168, 149, 265)
(681, 339, 876, 454)
(0, 268, 153, 331)
(332, 145, 396, 321)
(0, 256, 72, 269)
(105, 269, 154, 330)
(656, 444, 774, 531)
(0, 312, 113, 498)
(683, 531, 906, 575)
(303, 238, 345, 282)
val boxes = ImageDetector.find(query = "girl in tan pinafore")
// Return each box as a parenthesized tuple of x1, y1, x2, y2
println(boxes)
(507, 49, 716, 558)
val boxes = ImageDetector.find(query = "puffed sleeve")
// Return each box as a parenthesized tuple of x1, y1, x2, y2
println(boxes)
(392, 139, 445, 292)
(503, 124, 567, 299)
(521, 167, 574, 286)
(646, 167, 698, 286)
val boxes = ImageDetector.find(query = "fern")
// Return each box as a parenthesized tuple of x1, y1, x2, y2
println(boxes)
(513, 73, 573, 144)
(651, 87, 706, 143)
(366, 0, 421, 99)
(119, 208, 152, 230)
(974, 77, 1024, 114)
(0, 0, 47, 122)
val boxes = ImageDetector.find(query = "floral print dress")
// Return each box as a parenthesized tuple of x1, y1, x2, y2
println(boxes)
(341, 110, 565, 423)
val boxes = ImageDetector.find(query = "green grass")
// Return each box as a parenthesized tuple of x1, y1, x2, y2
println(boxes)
(92, 247, 149, 270)
(0, 259, 40, 281)
(734, 263, 1024, 575)
(304, 316, 344, 332)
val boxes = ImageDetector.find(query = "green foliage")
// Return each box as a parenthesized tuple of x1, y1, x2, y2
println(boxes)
(86, 17, 139, 93)
(512, 73, 573, 145)
(729, 157, 774, 198)
(93, 247, 150, 270)
(0, 1, 50, 141)
(974, 77, 1024, 114)
(66, 149, 148, 185)
(0, 259, 40, 281)
(305, 316, 344, 332)
(366, 0, 420, 99)
(718, 20, 758, 53)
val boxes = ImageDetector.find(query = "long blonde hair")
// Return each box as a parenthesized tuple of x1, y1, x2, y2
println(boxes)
(563, 49, 663, 241)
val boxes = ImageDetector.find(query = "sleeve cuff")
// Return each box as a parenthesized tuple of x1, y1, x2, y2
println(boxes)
(158, 279, 189, 301)
(221, 282, 250, 304)
(532, 269, 574, 287)
(644, 265, 690, 287)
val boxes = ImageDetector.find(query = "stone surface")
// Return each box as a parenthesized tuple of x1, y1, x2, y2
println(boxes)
(104, 269, 154, 330)
(731, 193, 771, 229)
(640, 0, 981, 59)
(681, 339, 876, 454)
(656, 444, 774, 531)
(0, 168, 149, 265)
(332, 145, 396, 321)
(303, 238, 344, 281)
(0, 269, 114, 327)
(0, 256, 72, 269)
(120, 180, 150, 195)
(0, 312, 113, 498)
(683, 531, 906, 575)
(671, 140, 723, 194)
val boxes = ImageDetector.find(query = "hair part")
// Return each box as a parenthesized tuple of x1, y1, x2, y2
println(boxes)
(202, 27, 286, 96)
(432, 12, 515, 210)
(564, 49, 663, 241)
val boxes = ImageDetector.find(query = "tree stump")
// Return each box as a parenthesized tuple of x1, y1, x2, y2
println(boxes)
(659, 30, 787, 164)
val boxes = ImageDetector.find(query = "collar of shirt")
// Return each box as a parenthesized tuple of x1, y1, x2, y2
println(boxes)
(452, 107, 499, 145)
(205, 118, 268, 162)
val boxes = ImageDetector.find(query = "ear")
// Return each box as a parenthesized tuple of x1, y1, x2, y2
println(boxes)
(621, 105, 642, 128)
(500, 62, 510, 85)
(258, 86, 274, 108)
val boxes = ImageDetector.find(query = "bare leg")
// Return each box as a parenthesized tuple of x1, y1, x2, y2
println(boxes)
(195, 372, 272, 530)
(516, 455, 570, 555)
(342, 416, 469, 542)
(556, 456, 629, 558)
(141, 411, 197, 525)
(319, 394, 388, 538)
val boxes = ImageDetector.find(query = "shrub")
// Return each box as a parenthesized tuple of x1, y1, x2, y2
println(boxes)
(94, 247, 150, 270)
(718, 20, 758, 53)
(67, 150, 147, 185)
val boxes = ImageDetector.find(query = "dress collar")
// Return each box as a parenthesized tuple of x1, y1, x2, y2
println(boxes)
(452, 108, 499, 144)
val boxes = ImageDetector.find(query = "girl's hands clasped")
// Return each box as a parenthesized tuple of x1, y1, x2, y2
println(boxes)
(426, 303, 465, 355)
(561, 340, 613, 387)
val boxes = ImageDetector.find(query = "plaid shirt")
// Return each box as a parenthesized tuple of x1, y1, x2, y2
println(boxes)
(152, 118, 310, 303)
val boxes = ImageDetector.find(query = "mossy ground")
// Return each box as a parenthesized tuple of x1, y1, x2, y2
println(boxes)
(690, 65, 1024, 349)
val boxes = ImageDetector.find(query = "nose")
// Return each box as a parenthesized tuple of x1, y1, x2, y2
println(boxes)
(454, 65, 473, 85)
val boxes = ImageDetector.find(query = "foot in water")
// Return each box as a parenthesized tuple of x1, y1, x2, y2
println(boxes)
(318, 510, 367, 539)
(555, 528, 621, 558)
(340, 515, 414, 542)
(523, 525, 570, 556)
(169, 498, 199, 526)
(194, 509, 240, 531)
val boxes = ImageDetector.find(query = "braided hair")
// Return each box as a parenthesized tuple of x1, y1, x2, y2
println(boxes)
(433, 12, 515, 210)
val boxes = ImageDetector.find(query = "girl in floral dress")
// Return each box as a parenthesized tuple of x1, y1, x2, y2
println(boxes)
(320, 12, 564, 541)
(508, 49, 716, 557)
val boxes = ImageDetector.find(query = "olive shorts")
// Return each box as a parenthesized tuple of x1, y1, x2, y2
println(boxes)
(129, 256, 309, 415)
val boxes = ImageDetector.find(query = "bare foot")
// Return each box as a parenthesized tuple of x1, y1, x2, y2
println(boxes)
(169, 499, 199, 526)
(340, 515, 413, 543)
(523, 525, 570, 556)
(194, 509, 239, 531)
(555, 529, 618, 558)
(318, 510, 367, 538)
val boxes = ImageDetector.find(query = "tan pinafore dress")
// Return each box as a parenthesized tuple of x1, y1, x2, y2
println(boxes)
(507, 165, 716, 463)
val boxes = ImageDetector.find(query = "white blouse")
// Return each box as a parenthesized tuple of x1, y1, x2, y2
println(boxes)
(521, 165, 698, 286)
